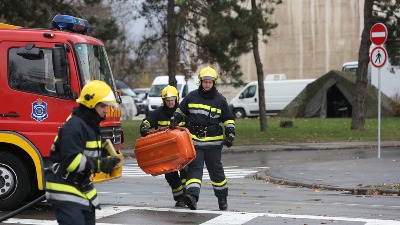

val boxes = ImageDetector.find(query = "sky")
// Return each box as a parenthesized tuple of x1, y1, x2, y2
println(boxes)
(109, 1, 146, 44)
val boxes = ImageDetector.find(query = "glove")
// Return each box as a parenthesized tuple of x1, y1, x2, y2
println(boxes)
(85, 157, 100, 173)
(169, 113, 183, 129)
(223, 127, 235, 148)
(223, 134, 234, 147)
(100, 156, 120, 174)
(169, 118, 178, 129)
(140, 122, 149, 137)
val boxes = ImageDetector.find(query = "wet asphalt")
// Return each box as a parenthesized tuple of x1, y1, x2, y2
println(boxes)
(121, 140, 400, 195)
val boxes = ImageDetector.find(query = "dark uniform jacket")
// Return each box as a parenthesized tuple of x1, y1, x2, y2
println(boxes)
(175, 86, 235, 149)
(45, 105, 103, 210)
(143, 104, 185, 129)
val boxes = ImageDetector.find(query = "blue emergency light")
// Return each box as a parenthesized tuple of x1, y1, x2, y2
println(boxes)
(52, 15, 90, 34)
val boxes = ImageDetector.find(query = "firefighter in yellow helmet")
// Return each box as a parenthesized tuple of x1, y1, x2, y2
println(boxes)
(140, 85, 187, 207)
(46, 80, 120, 225)
(198, 65, 218, 83)
(169, 66, 235, 210)
(76, 80, 119, 108)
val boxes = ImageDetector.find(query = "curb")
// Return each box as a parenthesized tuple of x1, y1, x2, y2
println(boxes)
(222, 141, 400, 153)
(253, 171, 400, 196)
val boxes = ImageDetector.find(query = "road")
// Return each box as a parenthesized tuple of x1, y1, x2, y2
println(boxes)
(1, 148, 400, 224)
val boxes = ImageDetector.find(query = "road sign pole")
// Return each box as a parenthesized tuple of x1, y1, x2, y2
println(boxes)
(370, 23, 387, 158)
(378, 68, 381, 159)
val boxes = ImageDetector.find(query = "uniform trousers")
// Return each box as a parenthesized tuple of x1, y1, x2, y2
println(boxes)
(165, 168, 187, 200)
(185, 145, 228, 201)
(53, 203, 95, 225)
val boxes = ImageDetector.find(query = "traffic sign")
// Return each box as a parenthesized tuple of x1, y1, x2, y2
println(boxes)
(370, 46, 387, 68)
(370, 23, 387, 46)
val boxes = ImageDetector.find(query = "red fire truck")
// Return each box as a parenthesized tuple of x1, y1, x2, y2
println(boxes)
(0, 15, 124, 210)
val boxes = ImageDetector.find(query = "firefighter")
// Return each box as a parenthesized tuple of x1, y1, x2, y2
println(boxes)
(45, 80, 121, 225)
(139, 85, 187, 207)
(169, 66, 235, 210)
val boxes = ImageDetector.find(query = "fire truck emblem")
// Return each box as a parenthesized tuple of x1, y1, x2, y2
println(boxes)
(31, 98, 48, 122)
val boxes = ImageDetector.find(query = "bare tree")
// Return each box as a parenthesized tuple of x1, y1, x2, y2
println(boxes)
(351, 0, 373, 130)
(251, 0, 267, 131)
(167, 0, 178, 87)
(246, 0, 281, 131)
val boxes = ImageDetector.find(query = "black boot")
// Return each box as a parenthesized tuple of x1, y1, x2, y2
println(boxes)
(218, 197, 228, 210)
(183, 195, 197, 210)
(175, 197, 186, 207)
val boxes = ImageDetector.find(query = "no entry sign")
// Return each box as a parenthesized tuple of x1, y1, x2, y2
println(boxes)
(370, 23, 387, 46)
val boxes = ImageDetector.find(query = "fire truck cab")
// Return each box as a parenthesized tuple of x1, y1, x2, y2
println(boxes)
(0, 15, 124, 210)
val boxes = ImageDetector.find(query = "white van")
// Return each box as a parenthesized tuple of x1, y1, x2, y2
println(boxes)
(341, 60, 400, 98)
(341, 61, 358, 73)
(229, 79, 315, 118)
(146, 75, 197, 113)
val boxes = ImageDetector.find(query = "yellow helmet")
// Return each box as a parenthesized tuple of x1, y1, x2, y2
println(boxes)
(199, 66, 218, 82)
(76, 80, 118, 108)
(161, 85, 179, 102)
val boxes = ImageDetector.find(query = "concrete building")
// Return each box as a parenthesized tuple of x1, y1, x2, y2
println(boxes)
(239, 0, 363, 81)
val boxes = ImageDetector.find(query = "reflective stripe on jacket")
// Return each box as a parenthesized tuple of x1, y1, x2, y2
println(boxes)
(176, 89, 235, 147)
(143, 105, 185, 129)
(46, 114, 101, 210)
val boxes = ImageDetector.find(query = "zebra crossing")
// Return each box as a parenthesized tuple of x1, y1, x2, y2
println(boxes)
(122, 164, 265, 179)
(4, 205, 400, 225)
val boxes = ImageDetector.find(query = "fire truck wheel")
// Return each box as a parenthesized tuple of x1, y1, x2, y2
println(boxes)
(0, 152, 31, 211)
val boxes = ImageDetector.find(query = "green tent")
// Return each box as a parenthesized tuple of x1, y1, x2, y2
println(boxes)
(278, 70, 397, 118)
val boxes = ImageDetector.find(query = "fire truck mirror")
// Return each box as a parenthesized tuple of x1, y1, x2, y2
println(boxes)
(17, 44, 44, 60)
(55, 81, 66, 96)
(55, 81, 74, 99)
(52, 46, 68, 79)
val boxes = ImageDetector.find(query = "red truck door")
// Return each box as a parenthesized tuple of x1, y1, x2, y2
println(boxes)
(0, 41, 79, 157)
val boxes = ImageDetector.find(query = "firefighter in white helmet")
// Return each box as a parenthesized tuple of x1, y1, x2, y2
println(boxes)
(46, 80, 120, 225)
(140, 85, 187, 207)
(169, 66, 235, 210)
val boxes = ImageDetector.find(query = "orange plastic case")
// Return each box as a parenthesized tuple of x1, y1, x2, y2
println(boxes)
(134, 127, 196, 176)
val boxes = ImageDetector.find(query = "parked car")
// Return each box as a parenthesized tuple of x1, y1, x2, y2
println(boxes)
(146, 75, 197, 114)
(120, 95, 137, 120)
(133, 88, 150, 115)
(341, 61, 358, 73)
(133, 88, 150, 101)
(115, 80, 146, 115)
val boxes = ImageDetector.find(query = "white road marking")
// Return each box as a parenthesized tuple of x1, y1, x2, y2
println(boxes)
(122, 165, 262, 179)
(2, 219, 58, 225)
(3, 205, 400, 225)
(200, 213, 260, 225)
(96, 205, 136, 219)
